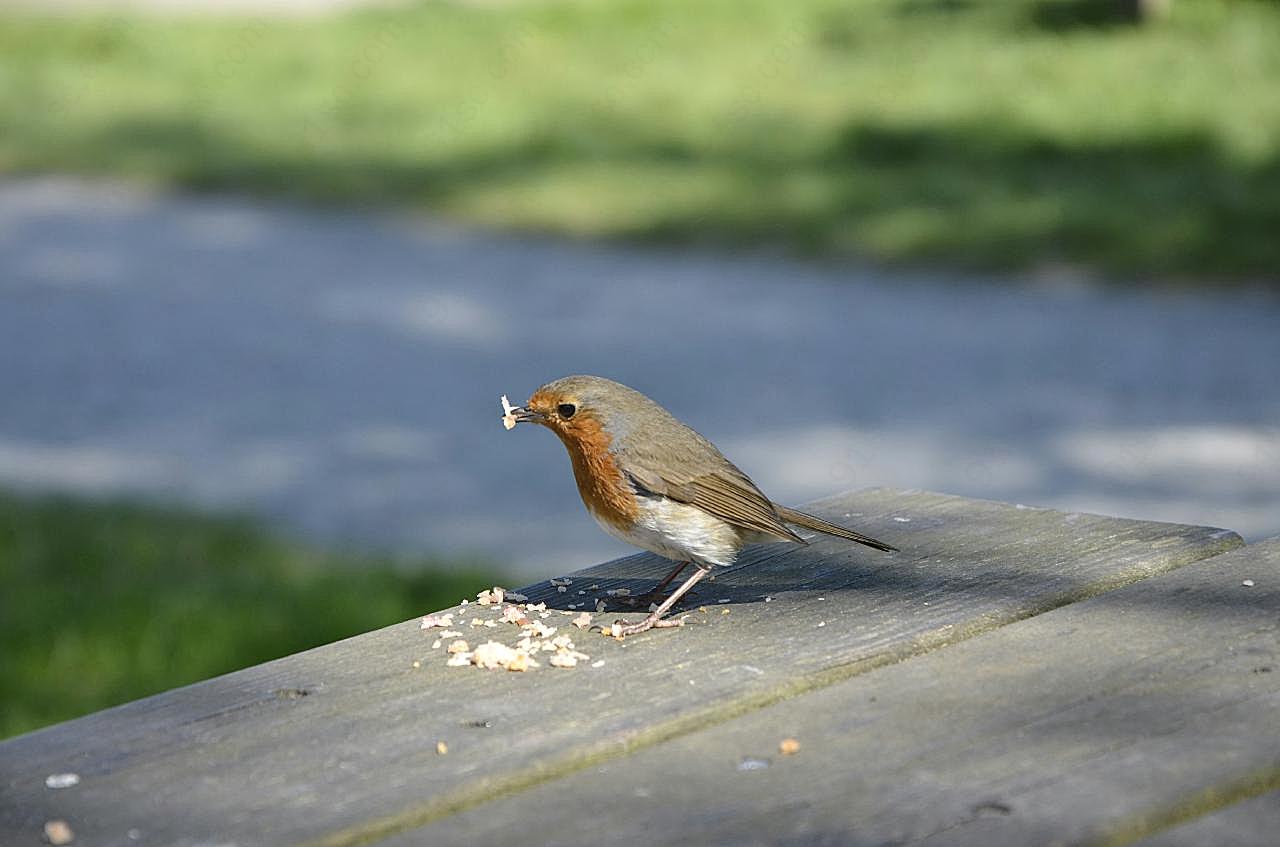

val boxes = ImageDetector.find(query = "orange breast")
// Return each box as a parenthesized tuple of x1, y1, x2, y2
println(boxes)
(556, 416, 639, 534)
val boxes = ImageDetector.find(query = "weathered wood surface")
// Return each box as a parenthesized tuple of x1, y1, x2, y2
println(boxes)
(1134, 790, 1280, 847)
(0, 489, 1243, 847)
(405, 537, 1280, 847)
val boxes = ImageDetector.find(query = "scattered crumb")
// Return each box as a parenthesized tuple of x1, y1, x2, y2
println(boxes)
(557, 586, 567, 593)
(550, 577, 573, 587)
(817, 621, 826, 628)
(717, 598, 730, 604)
(571, 612, 594, 629)
(447, 639, 470, 654)
(589, 584, 599, 590)
(607, 588, 631, 597)
(1243, 579, 1256, 587)
(526, 602, 547, 612)
(430, 639, 441, 649)
(446, 653, 471, 667)
(500, 394, 518, 430)
(507, 651, 536, 672)
(412, 660, 421, 669)
(499, 606, 526, 624)
(420, 613, 455, 630)
(506, 592, 529, 602)
(779, 738, 801, 755)
(721, 609, 730, 615)
(44, 773, 80, 790)
(549, 651, 579, 668)
(476, 587, 505, 606)
(522, 621, 557, 639)
(595, 599, 607, 613)
(472, 640, 537, 671)
(43, 820, 74, 845)
(591, 660, 605, 668)
(763, 596, 773, 603)
(608, 622, 624, 639)
(436, 741, 448, 755)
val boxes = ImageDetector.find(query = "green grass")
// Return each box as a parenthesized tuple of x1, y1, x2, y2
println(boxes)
(0, 491, 503, 739)
(2, 0, 1279, 281)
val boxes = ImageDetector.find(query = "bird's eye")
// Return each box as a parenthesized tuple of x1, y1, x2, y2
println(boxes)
(557, 403, 577, 419)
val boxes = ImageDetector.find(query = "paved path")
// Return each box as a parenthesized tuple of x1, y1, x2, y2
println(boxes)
(1, 176, 1276, 576)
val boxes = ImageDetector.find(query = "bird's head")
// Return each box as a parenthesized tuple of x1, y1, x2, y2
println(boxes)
(505, 375, 650, 450)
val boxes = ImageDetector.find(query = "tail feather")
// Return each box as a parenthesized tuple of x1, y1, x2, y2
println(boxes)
(774, 505, 898, 553)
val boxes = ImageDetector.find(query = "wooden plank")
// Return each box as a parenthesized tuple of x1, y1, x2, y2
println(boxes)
(0, 490, 1242, 847)
(400, 537, 1280, 847)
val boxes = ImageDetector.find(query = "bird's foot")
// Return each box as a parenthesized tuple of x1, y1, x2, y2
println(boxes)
(612, 614, 688, 638)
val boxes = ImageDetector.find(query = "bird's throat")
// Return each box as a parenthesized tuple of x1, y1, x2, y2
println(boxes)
(555, 419, 639, 534)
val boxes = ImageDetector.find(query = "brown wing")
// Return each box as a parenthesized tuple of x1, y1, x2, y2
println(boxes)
(624, 462, 804, 545)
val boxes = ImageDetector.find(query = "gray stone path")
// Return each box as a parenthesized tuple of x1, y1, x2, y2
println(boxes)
(1, 176, 1277, 576)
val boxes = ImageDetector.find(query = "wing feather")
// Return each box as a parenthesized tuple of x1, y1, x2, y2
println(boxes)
(624, 464, 802, 544)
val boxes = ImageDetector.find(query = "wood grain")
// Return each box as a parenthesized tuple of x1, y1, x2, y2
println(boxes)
(402, 537, 1280, 847)
(0, 489, 1243, 847)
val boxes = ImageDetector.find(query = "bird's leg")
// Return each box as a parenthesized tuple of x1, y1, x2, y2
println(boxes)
(625, 560, 690, 607)
(614, 565, 712, 637)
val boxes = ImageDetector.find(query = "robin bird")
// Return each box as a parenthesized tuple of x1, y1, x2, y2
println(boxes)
(503, 375, 898, 637)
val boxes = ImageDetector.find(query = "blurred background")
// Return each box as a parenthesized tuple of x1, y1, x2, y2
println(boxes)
(2, 0, 1277, 736)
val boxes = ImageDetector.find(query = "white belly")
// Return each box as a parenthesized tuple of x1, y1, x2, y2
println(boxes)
(589, 495, 741, 567)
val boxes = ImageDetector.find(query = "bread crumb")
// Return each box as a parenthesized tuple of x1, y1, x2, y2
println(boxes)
(571, 612, 593, 629)
(420, 613, 454, 629)
(447, 639, 470, 654)
(500, 394, 518, 430)
(521, 621, 556, 639)
(44, 773, 80, 790)
(779, 738, 801, 755)
(549, 651, 579, 668)
(43, 820, 74, 846)
(472, 640, 537, 671)
(436, 741, 449, 755)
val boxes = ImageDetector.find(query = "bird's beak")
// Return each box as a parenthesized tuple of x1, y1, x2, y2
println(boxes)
(510, 406, 545, 425)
